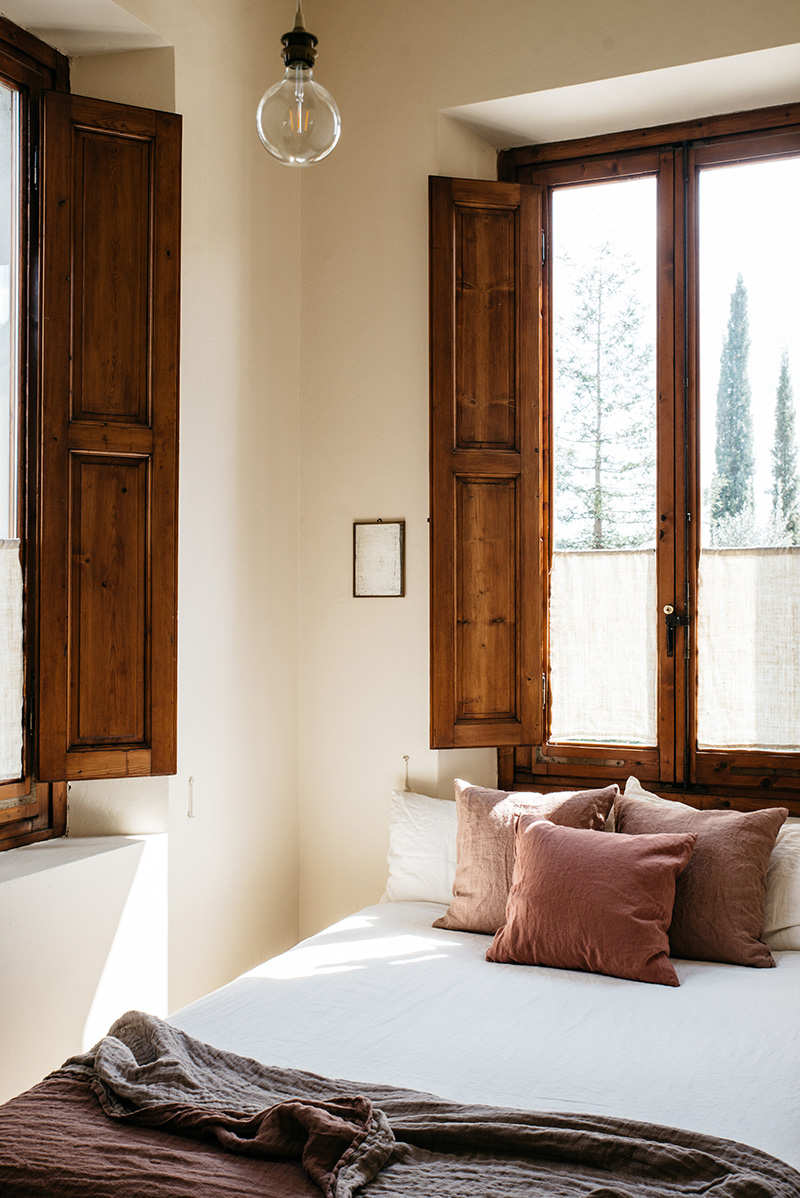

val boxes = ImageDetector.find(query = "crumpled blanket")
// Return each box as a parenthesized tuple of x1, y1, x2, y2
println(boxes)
(64, 1011, 800, 1198)
(64, 1011, 394, 1197)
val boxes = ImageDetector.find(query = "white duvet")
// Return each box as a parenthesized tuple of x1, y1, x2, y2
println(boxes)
(172, 900, 800, 1170)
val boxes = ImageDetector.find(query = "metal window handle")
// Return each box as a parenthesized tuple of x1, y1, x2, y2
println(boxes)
(663, 605, 688, 657)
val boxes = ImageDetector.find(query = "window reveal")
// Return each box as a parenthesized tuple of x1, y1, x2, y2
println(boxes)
(429, 105, 800, 812)
(0, 17, 181, 852)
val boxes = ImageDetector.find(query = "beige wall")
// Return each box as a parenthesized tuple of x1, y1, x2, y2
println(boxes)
(2, 0, 303, 1095)
(0, 836, 167, 1103)
(296, 0, 800, 937)
(3, 0, 800, 1095)
(73, 0, 303, 1008)
(2, 0, 303, 1093)
(71, 45, 175, 111)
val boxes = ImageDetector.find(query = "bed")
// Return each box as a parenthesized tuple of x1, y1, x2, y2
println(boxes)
(1, 778, 799, 1194)
(171, 896, 800, 1168)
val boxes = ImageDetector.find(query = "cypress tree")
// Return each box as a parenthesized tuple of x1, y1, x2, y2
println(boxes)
(554, 243, 655, 550)
(710, 274, 754, 540)
(771, 348, 799, 542)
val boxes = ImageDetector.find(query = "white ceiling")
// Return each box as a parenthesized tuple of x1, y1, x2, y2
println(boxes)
(0, 0, 166, 56)
(444, 43, 800, 148)
(1, 6, 797, 137)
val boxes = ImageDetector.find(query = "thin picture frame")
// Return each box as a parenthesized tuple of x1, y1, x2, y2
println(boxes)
(353, 519, 405, 597)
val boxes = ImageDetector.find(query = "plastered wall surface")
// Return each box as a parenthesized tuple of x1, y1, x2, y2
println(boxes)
(1, 0, 302, 1097)
(70, 0, 304, 1010)
(3, 0, 800, 1099)
(74, 0, 302, 1009)
(0, 836, 166, 1103)
(295, 0, 800, 938)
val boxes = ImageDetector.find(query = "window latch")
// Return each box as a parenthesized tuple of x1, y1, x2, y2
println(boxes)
(663, 605, 688, 657)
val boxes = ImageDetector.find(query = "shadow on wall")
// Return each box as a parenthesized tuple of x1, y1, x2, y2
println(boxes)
(0, 835, 168, 1103)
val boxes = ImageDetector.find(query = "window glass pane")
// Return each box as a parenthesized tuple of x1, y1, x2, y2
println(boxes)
(0, 79, 22, 783)
(697, 156, 800, 750)
(0, 81, 18, 538)
(549, 178, 658, 745)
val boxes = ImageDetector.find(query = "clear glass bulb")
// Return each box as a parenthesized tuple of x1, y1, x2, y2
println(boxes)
(256, 64, 340, 167)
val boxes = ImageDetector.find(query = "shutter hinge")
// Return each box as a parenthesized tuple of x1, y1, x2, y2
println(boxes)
(542, 672, 547, 709)
(542, 230, 546, 265)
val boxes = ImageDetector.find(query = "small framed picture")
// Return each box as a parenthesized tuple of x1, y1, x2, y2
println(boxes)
(353, 520, 405, 597)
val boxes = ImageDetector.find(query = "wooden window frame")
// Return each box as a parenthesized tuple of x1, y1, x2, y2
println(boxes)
(518, 148, 674, 792)
(432, 102, 800, 816)
(0, 19, 69, 848)
(0, 16, 181, 851)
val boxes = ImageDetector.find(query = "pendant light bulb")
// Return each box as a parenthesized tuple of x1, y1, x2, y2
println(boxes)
(256, 2, 341, 167)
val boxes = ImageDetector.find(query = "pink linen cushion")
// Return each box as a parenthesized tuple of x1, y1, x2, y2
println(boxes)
(487, 817, 696, 987)
(614, 790, 787, 966)
(433, 780, 618, 935)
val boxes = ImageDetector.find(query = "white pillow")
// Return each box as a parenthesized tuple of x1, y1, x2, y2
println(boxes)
(625, 776, 800, 951)
(382, 790, 457, 905)
(765, 824, 800, 951)
(623, 775, 686, 808)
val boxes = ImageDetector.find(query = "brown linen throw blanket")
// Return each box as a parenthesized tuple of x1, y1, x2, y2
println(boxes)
(4, 1010, 798, 1197)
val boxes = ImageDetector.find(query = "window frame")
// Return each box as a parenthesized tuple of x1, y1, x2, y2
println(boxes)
(684, 125, 800, 797)
(432, 101, 800, 814)
(523, 147, 676, 790)
(0, 20, 68, 847)
(0, 14, 181, 851)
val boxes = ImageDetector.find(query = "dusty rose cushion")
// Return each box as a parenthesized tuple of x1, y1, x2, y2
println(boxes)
(487, 817, 696, 987)
(433, 780, 617, 935)
(614, 793, 788, 966)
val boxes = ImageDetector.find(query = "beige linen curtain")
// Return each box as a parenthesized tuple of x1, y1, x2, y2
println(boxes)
(697, 547, 800, 750)
(549, 548, 658, 746)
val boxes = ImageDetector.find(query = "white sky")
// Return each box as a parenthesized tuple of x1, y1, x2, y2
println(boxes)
(551, 177, 657, 546)
(699, 157, 800, 526)
(0, 80, 17, 537)
(550, 163, 800, 538)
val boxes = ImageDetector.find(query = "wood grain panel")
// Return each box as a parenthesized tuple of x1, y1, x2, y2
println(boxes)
(69, 455, 147, 745)
(501, 103, 800, 176)
(455, 206, 516, 449)
(0, 781, 67, 850)
(0, 20, 69, 851)
(456, 477, 516, 719)
(38, 92, 180, 782)
(72, 129, 151, 423)
(65, 748, 150, 779)
(429, 176, 542, 748)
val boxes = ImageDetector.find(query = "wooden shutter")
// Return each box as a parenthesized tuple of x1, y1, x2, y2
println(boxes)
(429, 177, 542, 749)
(37, 93, 180, 781)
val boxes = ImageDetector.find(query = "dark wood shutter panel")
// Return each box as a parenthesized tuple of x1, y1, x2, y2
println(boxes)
(37, 93, 180, 781)
(429, 176, 542, 749)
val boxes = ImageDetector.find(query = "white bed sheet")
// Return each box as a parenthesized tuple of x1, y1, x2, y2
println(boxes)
(172, 900, 800, 1169)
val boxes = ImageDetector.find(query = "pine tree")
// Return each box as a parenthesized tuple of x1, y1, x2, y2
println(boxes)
(771, 348, 799, 543)
(709, 274, 754, 541)
(553, 243, 655, 550)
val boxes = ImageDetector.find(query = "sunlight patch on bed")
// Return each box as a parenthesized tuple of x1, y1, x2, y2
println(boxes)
(388, 953, 450, 966)
(245, 933, 449, 980)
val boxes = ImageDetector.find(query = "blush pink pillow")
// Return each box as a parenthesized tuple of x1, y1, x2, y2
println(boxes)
(433, 781, 617, 935)
(487, 817, 696, 987)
